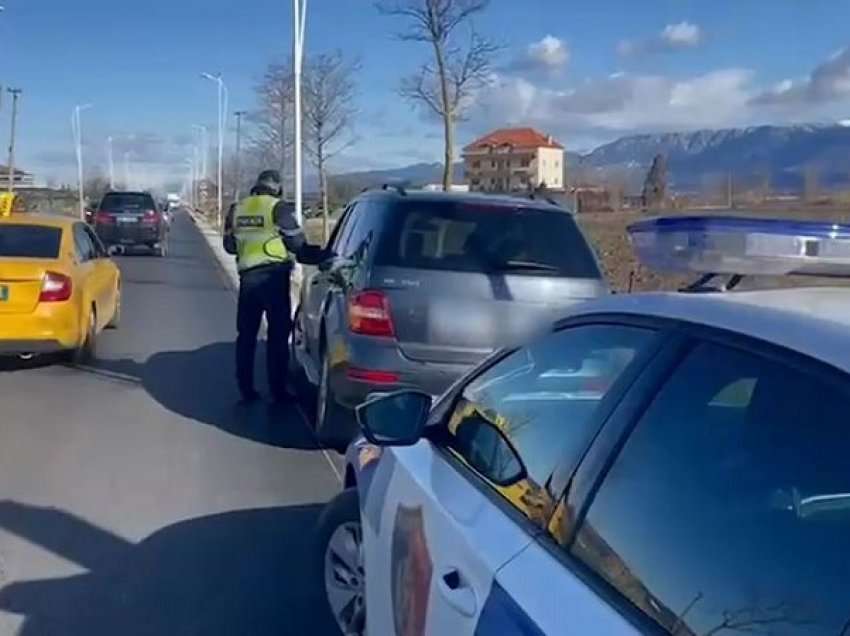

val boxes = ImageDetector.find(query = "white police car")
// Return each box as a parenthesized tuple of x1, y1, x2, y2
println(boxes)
(316, 216, 850, 635)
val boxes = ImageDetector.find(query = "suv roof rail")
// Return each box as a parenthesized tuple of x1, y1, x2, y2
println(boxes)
(526, 192, 560, 206)
(381, 183, 407, 196)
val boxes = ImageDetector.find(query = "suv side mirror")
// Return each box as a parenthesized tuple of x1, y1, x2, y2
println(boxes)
(356, 390, 432, 446)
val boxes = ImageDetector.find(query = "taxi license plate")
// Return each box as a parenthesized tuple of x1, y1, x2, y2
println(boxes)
(0, 285, 8, 302)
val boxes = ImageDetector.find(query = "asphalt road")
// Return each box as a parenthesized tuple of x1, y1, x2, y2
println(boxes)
(0, 211, 342, 635)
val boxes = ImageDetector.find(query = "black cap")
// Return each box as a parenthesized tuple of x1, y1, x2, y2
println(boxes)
(255, 170, 282, 196)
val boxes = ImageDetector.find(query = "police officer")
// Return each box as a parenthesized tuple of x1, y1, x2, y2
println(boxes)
(224, 170, 323, 403)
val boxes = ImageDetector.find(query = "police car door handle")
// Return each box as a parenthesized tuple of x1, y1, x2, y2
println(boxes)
(438, 568, 477, 617)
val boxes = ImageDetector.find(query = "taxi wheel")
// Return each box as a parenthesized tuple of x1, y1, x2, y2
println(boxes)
(107, 288, 121, 329)
(71, 308, 97, 364)
(316, 489, 365, 636)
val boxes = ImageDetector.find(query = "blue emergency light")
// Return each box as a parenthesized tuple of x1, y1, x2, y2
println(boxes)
(628, 215, 850, 278)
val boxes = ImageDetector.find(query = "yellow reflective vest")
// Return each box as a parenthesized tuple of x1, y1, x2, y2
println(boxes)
(232, 194, 290, 272)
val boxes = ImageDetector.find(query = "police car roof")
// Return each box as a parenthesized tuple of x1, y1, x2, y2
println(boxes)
(578, 287, 850, 374)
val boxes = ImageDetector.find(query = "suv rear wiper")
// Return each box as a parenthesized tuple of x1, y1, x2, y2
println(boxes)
(491, 260, 560, 273)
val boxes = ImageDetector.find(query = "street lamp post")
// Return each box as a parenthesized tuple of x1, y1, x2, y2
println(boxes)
(201, 72, 228, 230)
(293, 0, 308, 227)
(106, 136, 115, 190)
(234, 110, 247, 201)
(192, 124, 208, 182)
(123, 152, 131, 190)
(6, 88, 21, 194)
(71, 104, 93, 220)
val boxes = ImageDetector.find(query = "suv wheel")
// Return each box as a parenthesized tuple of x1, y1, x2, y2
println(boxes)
(316, 352, 346, 450)
(317, 489, 365, 636)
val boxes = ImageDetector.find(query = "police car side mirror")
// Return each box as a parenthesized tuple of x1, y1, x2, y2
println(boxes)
(356, 390, 432, 447)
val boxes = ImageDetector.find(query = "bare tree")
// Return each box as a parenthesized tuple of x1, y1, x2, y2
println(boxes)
(377, 0, 498, 191)
(249, 61, 294, 198)
(642, 153, 668, 210)
(303, 51, 360, 242)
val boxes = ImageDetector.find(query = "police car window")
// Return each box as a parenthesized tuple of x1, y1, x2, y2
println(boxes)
(575, 341, 850, 635)
(445, 324, 653, 520)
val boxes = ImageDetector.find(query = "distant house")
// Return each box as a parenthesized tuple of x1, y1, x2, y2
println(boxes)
(0, 165, 36, 190)
(462, 127, 565, 193)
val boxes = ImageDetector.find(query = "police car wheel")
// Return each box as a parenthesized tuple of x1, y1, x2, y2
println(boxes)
(317, 489, 365, 636)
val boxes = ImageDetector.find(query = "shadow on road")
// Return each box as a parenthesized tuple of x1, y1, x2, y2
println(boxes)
(0, 500, 338, 635)
(86, 342, 322, 451)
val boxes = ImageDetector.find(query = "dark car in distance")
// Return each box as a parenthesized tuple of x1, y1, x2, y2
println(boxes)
(93, 191, 168, 256)
(292, 187, 608, 450)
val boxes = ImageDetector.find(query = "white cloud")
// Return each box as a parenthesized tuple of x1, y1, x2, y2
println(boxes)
(510, 35, 570, 73)
(661, 21, 702, 48)
(466, 68, 758, 147)
(618, 21, 703, 56)
(752, 46, 850, 105)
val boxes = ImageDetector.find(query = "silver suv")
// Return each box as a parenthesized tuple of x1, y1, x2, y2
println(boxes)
(292, 188, 607, 450)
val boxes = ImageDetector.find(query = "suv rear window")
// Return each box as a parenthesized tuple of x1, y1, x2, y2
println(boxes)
(100, 193, 156, 211)
(0, 225, 62, 258)
(374, 201, 600, 278)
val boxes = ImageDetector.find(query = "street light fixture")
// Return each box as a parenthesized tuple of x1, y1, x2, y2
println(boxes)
(201, 72, 228, 230)
(71, 103, 93, 220)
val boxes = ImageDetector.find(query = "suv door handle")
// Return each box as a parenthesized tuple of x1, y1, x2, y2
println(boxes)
(437, 568, 477, 617)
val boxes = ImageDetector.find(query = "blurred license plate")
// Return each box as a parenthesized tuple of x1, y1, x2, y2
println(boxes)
(118, 215, 138, 223)
(0, 285, 7, 301)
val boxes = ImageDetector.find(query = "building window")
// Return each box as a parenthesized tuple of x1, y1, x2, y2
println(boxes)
(491, 161, 497, 168)
(472, 160, 480, 169)
(471, 178, 480, 186)
(490, 178, 496, 185)
(520, 157, 531, 168)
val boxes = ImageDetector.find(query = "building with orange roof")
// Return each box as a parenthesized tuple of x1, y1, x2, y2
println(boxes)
(462, 127, 565, 193)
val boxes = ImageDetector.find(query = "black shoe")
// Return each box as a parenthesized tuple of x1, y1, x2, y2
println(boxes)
(239, 390, 261, 404)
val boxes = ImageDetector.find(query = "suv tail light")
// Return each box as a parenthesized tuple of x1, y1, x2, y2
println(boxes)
(95, 212, 115, 225)
(141, 209, 159, 225)
(349, 290, 395, 337)
(39, 272, 73, 302)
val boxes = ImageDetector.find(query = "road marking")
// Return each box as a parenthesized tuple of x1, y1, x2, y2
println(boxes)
(66, 364, 142, 384)
(294, 402, 344, 484)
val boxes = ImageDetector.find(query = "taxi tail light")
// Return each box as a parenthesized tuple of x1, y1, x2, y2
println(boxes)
(349, 290, 395, 337)
(39, 272, 73, 302)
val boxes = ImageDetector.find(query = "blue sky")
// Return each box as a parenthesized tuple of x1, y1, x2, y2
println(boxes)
(2, 0, 850, 187)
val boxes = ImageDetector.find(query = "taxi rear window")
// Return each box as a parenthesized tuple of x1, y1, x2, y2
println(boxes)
(0, 225, 62, 258)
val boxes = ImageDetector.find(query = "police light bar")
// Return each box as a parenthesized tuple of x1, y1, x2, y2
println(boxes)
(628, 216, 850, 277)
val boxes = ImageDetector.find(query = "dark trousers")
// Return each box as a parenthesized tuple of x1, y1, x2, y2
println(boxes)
(236, 265, 292, 399)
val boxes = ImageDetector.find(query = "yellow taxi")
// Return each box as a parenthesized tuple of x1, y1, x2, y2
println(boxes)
(0, 214, 121, 362)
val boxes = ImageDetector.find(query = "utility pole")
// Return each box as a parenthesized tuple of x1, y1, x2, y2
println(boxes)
(107, 136, 115, 190)
(6, 88, 21, 193)
(234, 110, 247, 201)
(201, 72, 228, 230)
